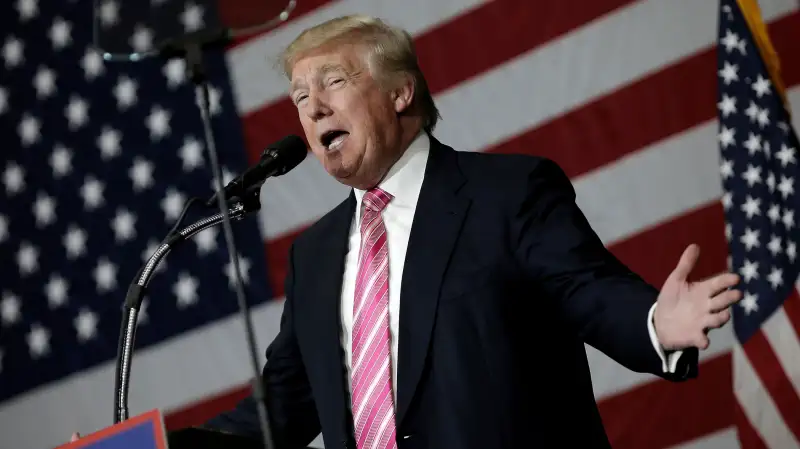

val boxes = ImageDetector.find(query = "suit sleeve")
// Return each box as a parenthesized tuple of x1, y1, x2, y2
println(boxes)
(203, 243, 321, 447)
(512, 158, 697, 380)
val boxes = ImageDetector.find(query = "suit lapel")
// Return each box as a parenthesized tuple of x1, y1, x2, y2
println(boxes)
(396, 139, 470, 426)
(305, 193, 356, 440)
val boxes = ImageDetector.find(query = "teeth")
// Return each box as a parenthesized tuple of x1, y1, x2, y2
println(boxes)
(327, 133, 347, 150)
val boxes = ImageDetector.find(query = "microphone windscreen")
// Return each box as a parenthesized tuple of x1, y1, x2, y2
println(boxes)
(267, 134, 307, 176)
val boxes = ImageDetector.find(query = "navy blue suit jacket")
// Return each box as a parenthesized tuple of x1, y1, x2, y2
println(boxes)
(204, 136, 698, 448)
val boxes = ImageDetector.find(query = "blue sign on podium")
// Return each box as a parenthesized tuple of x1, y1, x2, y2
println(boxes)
(55, 409, 168, 449)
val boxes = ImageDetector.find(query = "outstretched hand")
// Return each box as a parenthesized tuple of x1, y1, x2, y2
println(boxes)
(653, 244, 742, 351)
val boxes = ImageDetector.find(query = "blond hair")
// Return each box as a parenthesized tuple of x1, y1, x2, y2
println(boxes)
(281, 15, 441, 133)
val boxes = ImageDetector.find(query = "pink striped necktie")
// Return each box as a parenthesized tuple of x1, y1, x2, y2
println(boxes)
(351, 187, 398, 449)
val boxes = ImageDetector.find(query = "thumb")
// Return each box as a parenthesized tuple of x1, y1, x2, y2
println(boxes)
(670, 244, 700, 283)
(70, 432, 80, 442)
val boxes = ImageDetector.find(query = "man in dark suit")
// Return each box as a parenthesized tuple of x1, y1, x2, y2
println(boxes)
(203, 14, 741, 449)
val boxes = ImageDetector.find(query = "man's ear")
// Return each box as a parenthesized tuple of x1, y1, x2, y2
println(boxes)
(391, 74, 415, 114)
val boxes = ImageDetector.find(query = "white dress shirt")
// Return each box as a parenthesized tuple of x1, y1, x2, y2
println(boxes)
(338, 132, 680, 406)
(339, 131, 430, 404)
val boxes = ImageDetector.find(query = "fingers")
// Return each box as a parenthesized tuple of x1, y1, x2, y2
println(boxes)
(70, 432, 80, 442)
(670, 244, 700, 283)
(701, 272, 741, 297)
(710, 288, 742, 312)
(704, 308, 732, 330)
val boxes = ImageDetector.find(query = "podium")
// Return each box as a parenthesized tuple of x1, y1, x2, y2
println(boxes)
(167, 427, 268, 448)
(55, 410, 317, 449)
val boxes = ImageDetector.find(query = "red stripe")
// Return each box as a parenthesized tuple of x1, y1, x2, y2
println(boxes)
(771, 10, 800, 86)
(486, 12, 800, 179)
(734, 399, 769, 449)
(782, 289, 800, 341)
(217, 0, 333, 48)
(608, 201, 727, 287)
(239, 0, 641, 163)
(740, 330, 800, 440)
(265, 227, 301, 298)
(590, 203, 737, 446)
(599, 353, 732, 448)
(413, 0, 639, 94)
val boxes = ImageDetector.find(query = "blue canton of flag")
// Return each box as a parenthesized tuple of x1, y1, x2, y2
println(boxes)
(0, 0, 271, 404)
(716, 0, 800, 343)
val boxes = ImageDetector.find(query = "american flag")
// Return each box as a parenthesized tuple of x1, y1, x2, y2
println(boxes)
(0, 0, 272, 445)
(1, 1, 799, 448)
(717, 0, 800, 447)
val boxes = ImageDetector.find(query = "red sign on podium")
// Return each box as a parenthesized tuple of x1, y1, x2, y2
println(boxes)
(55, 409, 168, 449)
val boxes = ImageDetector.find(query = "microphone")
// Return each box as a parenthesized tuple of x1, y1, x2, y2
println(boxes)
(206, 134, 307, 206)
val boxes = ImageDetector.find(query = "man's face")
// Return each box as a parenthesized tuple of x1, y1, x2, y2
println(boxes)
(289, 42, 403, 189)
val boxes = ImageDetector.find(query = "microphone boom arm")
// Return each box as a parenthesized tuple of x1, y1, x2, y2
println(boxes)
(114, 191, 261, 424)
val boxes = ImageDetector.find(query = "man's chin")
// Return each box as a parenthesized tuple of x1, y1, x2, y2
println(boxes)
(326, 164, 354, 183)
(329, 169, 377, 190)
(323, 157, 372, 189)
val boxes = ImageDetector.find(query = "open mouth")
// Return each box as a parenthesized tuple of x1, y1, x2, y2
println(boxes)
(320, 130, 349, 151)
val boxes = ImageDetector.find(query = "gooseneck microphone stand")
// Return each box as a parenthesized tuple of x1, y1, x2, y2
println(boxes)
(114, 189, 262, 426)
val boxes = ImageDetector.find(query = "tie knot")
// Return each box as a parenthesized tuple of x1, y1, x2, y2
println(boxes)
(362, 187, 393, 213)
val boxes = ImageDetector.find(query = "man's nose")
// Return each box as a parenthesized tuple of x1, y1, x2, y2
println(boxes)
(306, 94, 332, 121)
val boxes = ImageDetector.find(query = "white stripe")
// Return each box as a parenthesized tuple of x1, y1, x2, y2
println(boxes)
(0, 298, 286, 449)
(666, 427, 739, 449)
(228, 0, 490, 114)
(354, 254, 388, 319)
(761, 306, 800, 399)
(790, 87, 800, 147)
(733, 343, 800, 449)
(258, 156, 350, 239)
(257, 1, 799, 241)
(352, 307, 389, 376)
(590, 321, 736, 400)
(574, 121, 723, 244)
(263, 85, 800, 246)
(353, 356, 391, 424)
(370, 407, 395, 449)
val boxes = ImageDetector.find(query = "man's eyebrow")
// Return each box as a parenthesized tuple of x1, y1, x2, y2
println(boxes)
(289, 78, 307, 93)
(318, 63, 345, 75)
(290, 63, 347, 92)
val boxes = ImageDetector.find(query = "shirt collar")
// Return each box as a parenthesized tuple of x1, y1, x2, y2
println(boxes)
(354, 130, 430, 213)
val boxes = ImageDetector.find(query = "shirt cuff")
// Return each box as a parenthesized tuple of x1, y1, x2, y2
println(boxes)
(647, 302, 683, 373)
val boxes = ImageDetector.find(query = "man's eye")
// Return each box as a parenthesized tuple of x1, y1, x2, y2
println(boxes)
(294, 94, 307, 104)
